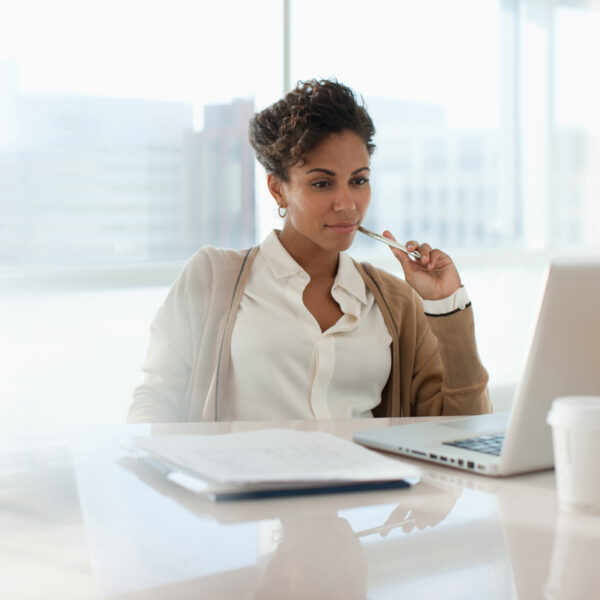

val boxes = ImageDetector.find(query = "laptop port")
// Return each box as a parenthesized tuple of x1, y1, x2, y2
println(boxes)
(411, 450, 427, 457)
(467, 461, 475, 469)
(429, 454, 438, 459)
(458, 459, 464, 467)
(440, 456, 447, 462)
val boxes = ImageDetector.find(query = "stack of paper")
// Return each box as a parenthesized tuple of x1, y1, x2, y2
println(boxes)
(133, 429, 419, 501)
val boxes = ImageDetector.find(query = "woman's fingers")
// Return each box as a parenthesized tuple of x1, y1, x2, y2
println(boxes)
(404, 241, 439, 269)
(384, 231, 452, 275)
(382, 229, 462, 299)
(414, 243, 432, 266)
(382, 230, 411, 266)
(383, 232, 422, 265)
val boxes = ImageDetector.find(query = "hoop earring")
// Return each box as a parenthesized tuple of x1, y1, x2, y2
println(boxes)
(278, 205, 287, 218)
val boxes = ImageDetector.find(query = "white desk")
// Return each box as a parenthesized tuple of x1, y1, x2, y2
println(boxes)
(2, 418, 599, 599)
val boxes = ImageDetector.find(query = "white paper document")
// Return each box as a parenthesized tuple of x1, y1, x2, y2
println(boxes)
(133, 429, 419, 499)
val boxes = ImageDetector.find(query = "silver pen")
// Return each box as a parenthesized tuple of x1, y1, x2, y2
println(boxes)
(358, 226, 421, 259)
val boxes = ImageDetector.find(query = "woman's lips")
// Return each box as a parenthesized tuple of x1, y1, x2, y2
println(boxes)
(326, 222, 358, 234)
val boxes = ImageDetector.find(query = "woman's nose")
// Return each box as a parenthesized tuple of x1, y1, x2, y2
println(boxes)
(333, 186, 355, 211)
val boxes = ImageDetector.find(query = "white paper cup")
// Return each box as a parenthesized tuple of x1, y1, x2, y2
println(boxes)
(547, 396, 600, 514)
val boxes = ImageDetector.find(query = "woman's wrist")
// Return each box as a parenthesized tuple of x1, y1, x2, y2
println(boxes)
(421, 286, 470, 316)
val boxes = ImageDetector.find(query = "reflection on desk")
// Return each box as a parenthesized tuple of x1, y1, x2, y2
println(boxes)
(1, 419, 600, 599)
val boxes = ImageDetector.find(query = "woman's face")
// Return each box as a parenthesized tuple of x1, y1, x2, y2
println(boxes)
(269, 130, 371, 257)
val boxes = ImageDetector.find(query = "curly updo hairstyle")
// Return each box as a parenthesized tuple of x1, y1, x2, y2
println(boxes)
(248, 78, 376, 181)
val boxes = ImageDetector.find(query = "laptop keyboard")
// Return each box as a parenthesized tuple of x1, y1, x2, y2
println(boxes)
(443, 433, 505, 456)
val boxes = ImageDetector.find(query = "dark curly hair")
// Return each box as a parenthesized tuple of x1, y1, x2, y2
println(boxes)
(248, 79, 376, 181)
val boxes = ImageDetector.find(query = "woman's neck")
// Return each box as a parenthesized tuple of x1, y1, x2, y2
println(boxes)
(276, 230, 339, 279)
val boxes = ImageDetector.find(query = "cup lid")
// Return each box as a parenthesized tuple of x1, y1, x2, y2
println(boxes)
(547, 396, 600, 428)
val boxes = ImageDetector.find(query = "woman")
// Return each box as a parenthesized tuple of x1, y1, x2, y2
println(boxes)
(127, 79, 490, 423)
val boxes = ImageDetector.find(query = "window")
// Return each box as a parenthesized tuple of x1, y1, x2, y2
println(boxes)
(0, 0, 281, 426)
(290, 0, 600, 399)
(290, 0, 508, 253)
(1, 1, 599, 424)
(0, 0, 281, 268)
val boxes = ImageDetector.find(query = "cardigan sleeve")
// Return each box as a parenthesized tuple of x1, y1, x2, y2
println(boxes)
(126, 251, 210, 423)
(410, 300, 491, 416)
(359, 262, 491, 417)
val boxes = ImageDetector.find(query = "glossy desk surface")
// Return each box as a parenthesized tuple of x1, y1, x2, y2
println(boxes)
(2, 418, 599, 599)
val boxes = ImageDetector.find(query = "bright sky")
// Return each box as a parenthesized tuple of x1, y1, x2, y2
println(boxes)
(555, 7, 600, 128)
(1, 1, 598, 129)
(0, 0, 502, 128)
(291, 0, 502, 128)
(0, 0, 282, 126)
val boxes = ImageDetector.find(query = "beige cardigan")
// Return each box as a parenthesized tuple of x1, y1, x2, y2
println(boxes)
(128, 245, 491, 423)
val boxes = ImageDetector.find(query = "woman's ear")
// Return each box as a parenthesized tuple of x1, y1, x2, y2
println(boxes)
(267, 174, 285, 204)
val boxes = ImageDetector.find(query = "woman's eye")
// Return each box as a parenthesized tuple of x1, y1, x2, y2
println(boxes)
(312, 181, 331, 189)
(353, 177, 369, 186)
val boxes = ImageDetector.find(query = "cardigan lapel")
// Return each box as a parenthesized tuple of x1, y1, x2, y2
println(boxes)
(211, 245, 260, 421)
(354, 261, 404, 417)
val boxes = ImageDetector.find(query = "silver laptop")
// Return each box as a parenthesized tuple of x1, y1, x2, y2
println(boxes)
(354, 258, 600, 477)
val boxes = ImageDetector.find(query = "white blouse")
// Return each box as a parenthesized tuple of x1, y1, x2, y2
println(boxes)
(220, 231, 393, 420)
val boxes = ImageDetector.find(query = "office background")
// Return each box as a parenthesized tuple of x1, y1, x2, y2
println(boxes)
(1, 0, 599, 427)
